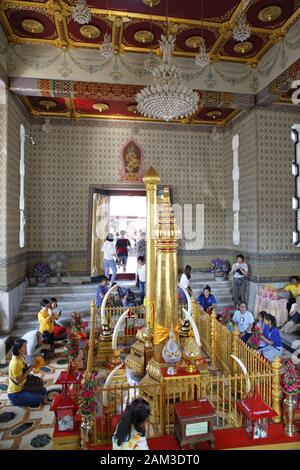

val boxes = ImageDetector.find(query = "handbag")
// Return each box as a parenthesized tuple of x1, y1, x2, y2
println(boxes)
(23, 374, 44, 393)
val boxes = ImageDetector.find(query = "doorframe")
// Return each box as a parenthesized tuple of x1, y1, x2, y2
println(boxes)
(87, 184, 146, 279)
(87, 184, 173, 280)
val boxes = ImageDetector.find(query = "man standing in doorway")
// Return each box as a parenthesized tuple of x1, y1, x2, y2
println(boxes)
(231, 254, 248, 309)
(116, 230, 131, 273)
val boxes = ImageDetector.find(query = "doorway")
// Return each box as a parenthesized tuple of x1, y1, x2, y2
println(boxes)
(88, 188, 146, 281)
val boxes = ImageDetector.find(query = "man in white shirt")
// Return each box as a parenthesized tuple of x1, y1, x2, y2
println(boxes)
(137, 256, 146, 304)
(232, 302, 254, 343)
(22, 330, 50, 365)
(179, 265, 192, 304)
(231, 254, 248, 309)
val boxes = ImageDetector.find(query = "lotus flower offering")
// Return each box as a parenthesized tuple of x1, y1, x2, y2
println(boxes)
(182, 337, 201, 373)
(33, 355, 45, 372)
(162, 330, 182, 375)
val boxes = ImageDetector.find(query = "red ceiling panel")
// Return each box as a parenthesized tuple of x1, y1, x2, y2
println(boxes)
(67, 16, 110, 44)
(123, 21, 164, 48)
(5, 9, 57, 40)
(27, 96, 68, 113)
(175, 27, 219, 53)
(64, 0, 241, 22)
(74, 97, 134, 115)
(197, 107, 235, 121)
(221, 33, 268, 59)
(247, 0, 295, 29)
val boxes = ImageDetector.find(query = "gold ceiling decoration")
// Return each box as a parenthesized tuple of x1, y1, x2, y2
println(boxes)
(127, 104, 139, 113)
(21, 19, 44, 34)
(206, 110, 222, 119)
(185, 36, 204, 49)
(258, 6, 282, 23)
(233, 41, 254, 54)
(80, 25, 101, 39)
(39, 99, 57, 109)
(92, 103, 109, 112)
(143, 0, 161, 6)
(134, 30, 154, 44)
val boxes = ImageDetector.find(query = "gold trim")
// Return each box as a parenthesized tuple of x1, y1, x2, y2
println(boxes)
(92, 103, 109, 112)
(258, 6, 282, 23)
(233, 41, 253, 54)
(80, 24, 101, 39)
(21, 19, 44, 34)
(134, 30, 154, 44)
(185, 35, 204, 49)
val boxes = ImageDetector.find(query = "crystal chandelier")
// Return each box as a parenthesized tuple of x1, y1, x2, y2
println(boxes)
(99, 33, 114, 58)
(233, 12, 251, 42)
(195, 41, 210, 68)
(136, 35, 199, 121)
(71, 0, 91, 25)
(144, 51, 158, 73)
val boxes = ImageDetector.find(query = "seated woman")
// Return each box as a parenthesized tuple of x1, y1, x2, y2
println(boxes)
(258, 313, 283, 362)
(281, 295, 300, 334)
(255, 310, 267, 332)
(8, 339, 47, 407)
(112, 398, 150, 450)
(197, 285, 217, 313)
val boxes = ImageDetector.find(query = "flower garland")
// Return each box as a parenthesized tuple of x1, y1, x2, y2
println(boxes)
(247, 326, 262, 350)
(281, 359, 300, 395)
(71, 312, 83, 332)
(66, 328, 79, 362)
(219, 307, 234, 332)
(79, 373, 97, 416)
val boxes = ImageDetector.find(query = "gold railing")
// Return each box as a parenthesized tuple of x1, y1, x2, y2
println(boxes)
(193, 302, 273, 376)
(90, 370, 275, 445)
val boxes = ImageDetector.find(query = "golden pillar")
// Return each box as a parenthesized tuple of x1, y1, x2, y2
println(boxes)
(143, 167, 160, 329)
(144, 187, 181, 382)
(271, 356, 282, 423)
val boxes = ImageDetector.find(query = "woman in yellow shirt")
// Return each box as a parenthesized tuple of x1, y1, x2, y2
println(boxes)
(8, 339, 47, 407)
(38, 298, 55, 346)
(278, 276, 300, 312)
(112, 398, 150, 450)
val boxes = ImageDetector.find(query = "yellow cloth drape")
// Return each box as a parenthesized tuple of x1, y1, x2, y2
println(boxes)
(153, 322, 180, 345)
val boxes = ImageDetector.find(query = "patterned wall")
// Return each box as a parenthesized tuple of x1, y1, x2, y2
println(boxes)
(0, 91, 8, 287)
(224, 105, 300, 281)
(28, 119, 225, 274)
(0, 93, 30, 290)
(224, 109, 258, 255)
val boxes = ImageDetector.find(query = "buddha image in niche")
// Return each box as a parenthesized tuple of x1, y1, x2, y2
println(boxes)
(125, 144, 140, 179)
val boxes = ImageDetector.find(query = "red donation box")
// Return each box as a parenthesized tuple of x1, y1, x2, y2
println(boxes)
(174, 399, 216, 449)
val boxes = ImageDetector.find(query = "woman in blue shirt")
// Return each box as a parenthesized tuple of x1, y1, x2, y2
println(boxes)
(197, 285, 217, 313)
(258, 313, 283, 362)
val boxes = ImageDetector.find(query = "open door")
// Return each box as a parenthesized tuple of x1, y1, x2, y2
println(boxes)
(90, 190, 110, 281)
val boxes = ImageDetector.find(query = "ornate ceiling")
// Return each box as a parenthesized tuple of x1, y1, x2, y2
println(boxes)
(16, 79, 243, 125)
(1, 0, 299, 65)
(1, 0, 300, 124)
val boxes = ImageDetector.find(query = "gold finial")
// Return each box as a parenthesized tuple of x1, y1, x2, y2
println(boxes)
(143, 166, 160, 184)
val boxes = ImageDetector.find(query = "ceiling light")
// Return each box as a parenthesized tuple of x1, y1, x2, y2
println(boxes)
(233, 12, 251, 42)
(71, 0, 91, 26)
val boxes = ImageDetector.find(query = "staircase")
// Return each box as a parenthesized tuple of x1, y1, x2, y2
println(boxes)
(9, 272, 233, 339)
